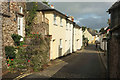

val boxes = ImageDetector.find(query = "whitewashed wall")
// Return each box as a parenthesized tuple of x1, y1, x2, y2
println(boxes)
(99, 34, 107, 51)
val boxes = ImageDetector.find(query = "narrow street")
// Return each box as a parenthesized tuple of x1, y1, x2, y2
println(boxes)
(21, 44, 106, 79)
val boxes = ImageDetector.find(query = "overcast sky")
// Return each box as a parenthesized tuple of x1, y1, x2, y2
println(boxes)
(50, 2, 114, 31)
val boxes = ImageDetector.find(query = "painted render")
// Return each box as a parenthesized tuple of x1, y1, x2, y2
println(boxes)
(83, 29, 96, 44)
(65, 19, 73, 55)
(73, 25, 82, 52)
(44, 11, 66, 60)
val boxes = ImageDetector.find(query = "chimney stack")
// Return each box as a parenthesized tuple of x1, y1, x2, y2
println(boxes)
(51, 5, 54, 8)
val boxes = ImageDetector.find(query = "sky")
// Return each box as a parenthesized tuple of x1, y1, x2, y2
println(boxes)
(50, 2, 115, 31)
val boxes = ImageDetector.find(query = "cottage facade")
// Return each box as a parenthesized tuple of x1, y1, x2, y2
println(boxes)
(83, 28, 96, 44)
(73, 24, 82, 52)
(65, 18, 74, 55)
(1, 1, 26, 72)
(44, 11, 67, 59)
(26, 2, 82, 60)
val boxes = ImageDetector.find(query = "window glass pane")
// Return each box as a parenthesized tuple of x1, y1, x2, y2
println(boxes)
(60, 39, 62, 47)
(54, 14, 57, 24)
(60, 17, 62, 25)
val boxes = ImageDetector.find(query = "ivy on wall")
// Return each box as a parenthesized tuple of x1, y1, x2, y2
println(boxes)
(25, 2, 38, 35)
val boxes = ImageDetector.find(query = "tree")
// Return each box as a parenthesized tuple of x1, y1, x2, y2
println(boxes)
(82, 26, 87, 32)
(94, 30, 98, 33)
(42, 0, 50, 6)
(107, 19, 111, 25)
(99, 28, 105, 33)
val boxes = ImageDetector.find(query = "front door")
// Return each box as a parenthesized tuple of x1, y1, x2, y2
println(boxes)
(18, 16, 23, 41)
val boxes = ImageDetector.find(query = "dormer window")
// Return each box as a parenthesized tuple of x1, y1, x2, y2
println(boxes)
(19, 6, 23, 14)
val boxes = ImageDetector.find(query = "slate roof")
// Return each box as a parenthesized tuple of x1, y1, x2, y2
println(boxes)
(74, 23, 81, 28)
(26, 2, 53, 11)
(108, 1, 120, 13)
(87, 28, 96, 36)
(26, 2, 68, 19)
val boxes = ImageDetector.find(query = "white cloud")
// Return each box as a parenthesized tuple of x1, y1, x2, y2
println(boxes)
(51, 2, 113, 29)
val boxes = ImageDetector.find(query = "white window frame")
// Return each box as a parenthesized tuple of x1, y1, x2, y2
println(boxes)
(60, 39, 62, 48)
(19, 6, 23, 14)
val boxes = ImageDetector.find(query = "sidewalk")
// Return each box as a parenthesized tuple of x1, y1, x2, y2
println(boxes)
(97, 48, 107, 70)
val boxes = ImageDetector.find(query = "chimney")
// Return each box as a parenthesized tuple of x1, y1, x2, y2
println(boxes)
(68, 16, 74, 21)
(71, 16, 74, 21)
(51, 5, 54, 8)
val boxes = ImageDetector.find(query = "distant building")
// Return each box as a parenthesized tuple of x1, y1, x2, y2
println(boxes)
(65, 17, 74, 55)
(99, 27, 109, 51)
(83, 28, 96, 44)
(73, 24, 82, 52)
(108, 1, 120, 78)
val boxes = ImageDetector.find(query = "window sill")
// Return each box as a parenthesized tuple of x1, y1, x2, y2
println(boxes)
(17, 12, 24, 16)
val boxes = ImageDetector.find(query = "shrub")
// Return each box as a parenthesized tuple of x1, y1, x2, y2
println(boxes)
(23, 34, 50, 71)
(14, 47, 28, 71)
(11, 34, 22, 46)
(5, 46, 16, 59)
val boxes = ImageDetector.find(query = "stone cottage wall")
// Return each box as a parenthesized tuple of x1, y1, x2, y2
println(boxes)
(2, 2, 26, 47)
(1, 2, 26, 73)
(30, 11, 49, 36)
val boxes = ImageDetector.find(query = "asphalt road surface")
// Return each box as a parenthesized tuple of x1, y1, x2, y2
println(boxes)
(21, 44, 106, 79)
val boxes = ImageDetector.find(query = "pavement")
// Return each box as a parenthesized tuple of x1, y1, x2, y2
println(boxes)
(17, 44, 107, 79)
(98, 50, 107, 69)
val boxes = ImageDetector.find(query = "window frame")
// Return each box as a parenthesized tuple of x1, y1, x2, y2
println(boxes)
(60, 39, 62, 48)
(54, 14, 57, 25)
(60, 17, 63, 27)
(66, 21, 69, 30)
(19, 6, 23, 14)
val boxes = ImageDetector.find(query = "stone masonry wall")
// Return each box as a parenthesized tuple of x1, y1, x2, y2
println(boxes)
(109, 26, 120, 79)
(1, 2, 26, 73)
(109, 4, 120, 78)
(30, 11, 49, 36)
(109, 28, 120, 78)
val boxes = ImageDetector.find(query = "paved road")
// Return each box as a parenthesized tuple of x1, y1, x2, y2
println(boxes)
(21, 44, 106, 79)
